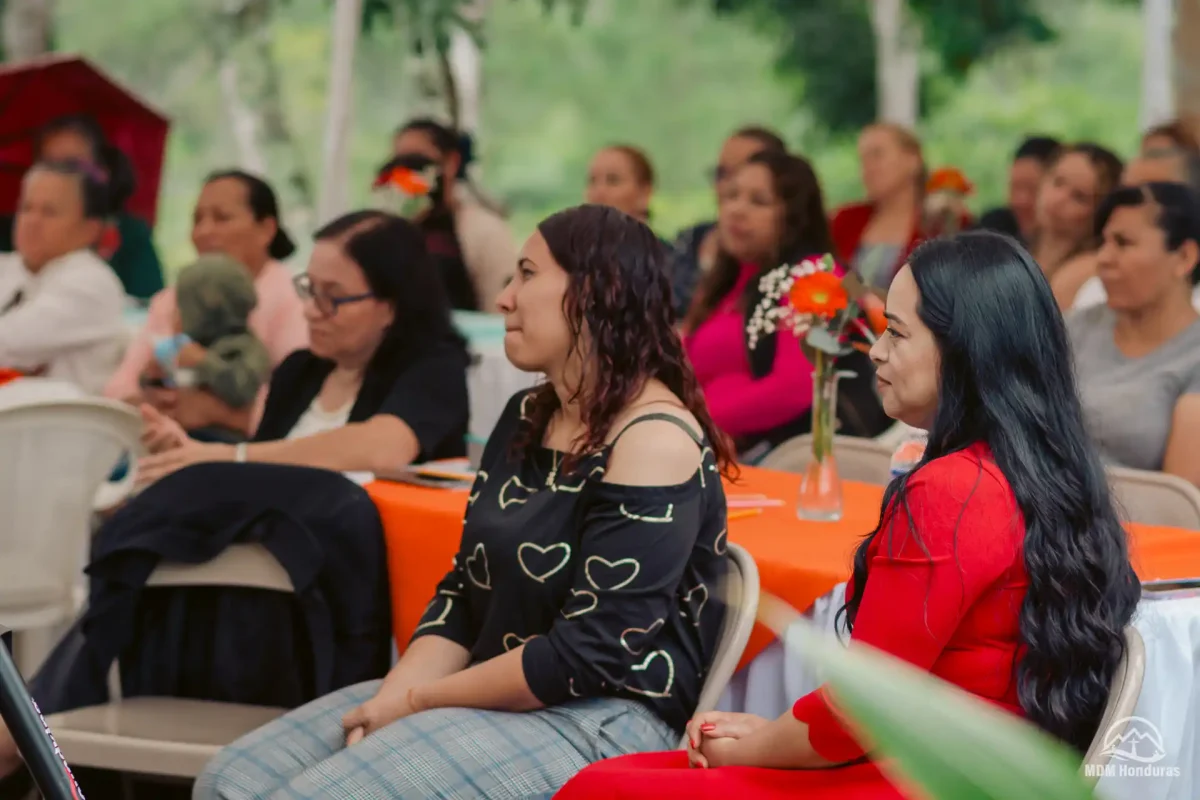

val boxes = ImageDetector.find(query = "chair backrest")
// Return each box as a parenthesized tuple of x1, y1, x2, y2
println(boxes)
(1080, 626, 1147, 785)
(107, 544, 295, 701)
(0, 396, 141, 607)
(681, 543, 760, 746)
(147, 543, 295, 592)
(1107, 466, 1200, 529)
(760, 434, 894, 485)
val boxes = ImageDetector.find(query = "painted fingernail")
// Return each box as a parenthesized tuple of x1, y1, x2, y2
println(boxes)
(700, 723, 715, 732)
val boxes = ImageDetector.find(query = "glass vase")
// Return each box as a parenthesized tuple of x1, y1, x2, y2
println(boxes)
(797, 350, 844, 521)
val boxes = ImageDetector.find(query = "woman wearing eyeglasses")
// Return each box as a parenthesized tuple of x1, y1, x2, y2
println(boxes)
(0, 213, 469, 795)
(135, 210, 470, 484)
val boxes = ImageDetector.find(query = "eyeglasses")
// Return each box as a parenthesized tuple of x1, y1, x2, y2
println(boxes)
(293, 274, 375, 317)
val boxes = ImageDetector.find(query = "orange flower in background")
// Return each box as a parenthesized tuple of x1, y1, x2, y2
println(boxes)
(858, 291, 888, 336)
(790, 271, 848, 317)
(926, 166, 973, 195)
(375, 167, 432, 196)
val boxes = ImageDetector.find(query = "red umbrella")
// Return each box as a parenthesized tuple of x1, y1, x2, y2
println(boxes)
(0, 54, 169, 225)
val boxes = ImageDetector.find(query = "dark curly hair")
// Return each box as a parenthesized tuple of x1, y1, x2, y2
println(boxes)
(840, 231, 1140, 753)
(510, 204, 736, 476)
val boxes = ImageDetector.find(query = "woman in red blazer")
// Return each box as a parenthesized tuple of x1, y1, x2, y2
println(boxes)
(555, 231, 1139, 799)
(831, 124, 970, 293)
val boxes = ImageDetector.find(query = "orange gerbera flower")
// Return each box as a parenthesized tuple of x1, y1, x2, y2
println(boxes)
(790, 271, 848, 317)
(376, 167, 432, 196)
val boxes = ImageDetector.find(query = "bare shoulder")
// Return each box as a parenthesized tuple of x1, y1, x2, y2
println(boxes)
(604, 401, 705, 487)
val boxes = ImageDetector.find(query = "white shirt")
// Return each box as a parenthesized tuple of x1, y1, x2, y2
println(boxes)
(286, 396, 353, 440)
(0, 249, 126, 394)
(1072, 275, 1200, 313)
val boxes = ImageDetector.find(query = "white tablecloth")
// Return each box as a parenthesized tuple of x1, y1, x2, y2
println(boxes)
(717, 585, 1199, 800)
(465, 335, 539, 444)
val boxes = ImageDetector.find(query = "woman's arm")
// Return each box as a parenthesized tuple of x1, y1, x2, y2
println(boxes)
(105, 289, 175, 401)
(243, 414, 421, 473)
(409, 645, 542, 713)
(385, 635, 472, 691)
(1162, 394, 1200, 486)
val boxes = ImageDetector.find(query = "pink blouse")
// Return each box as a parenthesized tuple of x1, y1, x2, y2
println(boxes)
(104, 260, 309, 428)
(685, 262, 814, 439)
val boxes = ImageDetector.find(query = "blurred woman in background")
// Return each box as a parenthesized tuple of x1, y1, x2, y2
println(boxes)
(1026, 143, 1122, 308)
(830, 122, 927, 291)
(585, 144, 655, 222)
(388, 118, 517, 311)
(0, 114, 165, 301)
(0, 160, 126, 394)
(104, 170, 308, 438)
(670, 126, 786, 318)
(1069, 182, 1200, 485)
(683, 149, 888, 456)
(1141, 118, 1200, 155)
(976, 135, 1061, 244)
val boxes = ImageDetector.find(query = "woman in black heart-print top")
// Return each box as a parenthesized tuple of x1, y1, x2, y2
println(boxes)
(193, 204, 739, 800)
(418, 387, 728, 730)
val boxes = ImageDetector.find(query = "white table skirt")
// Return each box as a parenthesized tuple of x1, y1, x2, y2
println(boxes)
(717, 584, 1199, 800)
(466, 338, 540, 444)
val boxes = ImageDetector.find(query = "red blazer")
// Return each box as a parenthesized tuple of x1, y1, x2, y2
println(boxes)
(831, 201, 972, 284)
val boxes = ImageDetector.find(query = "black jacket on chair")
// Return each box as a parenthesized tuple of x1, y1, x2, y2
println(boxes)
(29, 462, 392, 715)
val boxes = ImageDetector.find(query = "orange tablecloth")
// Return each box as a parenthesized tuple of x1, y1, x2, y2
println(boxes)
(368, 466, 1200, 670)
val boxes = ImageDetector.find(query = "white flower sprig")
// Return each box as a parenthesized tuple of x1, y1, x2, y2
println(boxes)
(746, 255, 829, 351)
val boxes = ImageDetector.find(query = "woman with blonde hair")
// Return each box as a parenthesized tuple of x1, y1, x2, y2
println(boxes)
(830, 123, 966, 291)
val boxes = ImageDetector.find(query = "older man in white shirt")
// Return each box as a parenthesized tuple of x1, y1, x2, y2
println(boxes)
(0, 160, 126, 394)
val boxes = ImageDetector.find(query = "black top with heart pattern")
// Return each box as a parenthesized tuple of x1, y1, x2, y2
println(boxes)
(411, 389, 730, 732)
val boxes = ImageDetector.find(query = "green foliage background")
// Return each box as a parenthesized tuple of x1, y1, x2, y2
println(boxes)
(52, 0, 1144, 276)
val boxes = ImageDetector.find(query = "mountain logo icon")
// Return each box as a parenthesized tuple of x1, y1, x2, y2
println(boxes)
(1099, 716, 1167, 764)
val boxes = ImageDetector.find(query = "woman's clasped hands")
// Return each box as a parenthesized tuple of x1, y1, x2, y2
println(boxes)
(684, 711, 769, 769)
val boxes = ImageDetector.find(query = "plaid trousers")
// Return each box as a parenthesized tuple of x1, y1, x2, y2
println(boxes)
(192, 680, 676, 799)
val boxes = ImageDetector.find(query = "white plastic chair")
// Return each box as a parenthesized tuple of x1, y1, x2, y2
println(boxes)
(1081, 626, 1147, 786)
(46, 544, 293, 779)
(679, 542, 760, 748)
(759, 434, 895, 485)
(0, 392, 141, 673)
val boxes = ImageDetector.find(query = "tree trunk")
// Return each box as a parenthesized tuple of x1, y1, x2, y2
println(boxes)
(1175, 0, 1200, 137)
(870, 0, 920, 129)
(3, 0, 54, 62)
(448, 0, 490, 136)
(217, 57, 268, 174)
(1142, 0, 1175, 130)
(317, 0, 362, 225)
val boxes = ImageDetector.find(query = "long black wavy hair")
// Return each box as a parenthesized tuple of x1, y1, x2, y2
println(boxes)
(840, 231, 1140, 753)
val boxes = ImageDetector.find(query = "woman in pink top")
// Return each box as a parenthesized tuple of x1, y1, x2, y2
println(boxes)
(681, 150, 835, 454)
(105, 170, 308, 435)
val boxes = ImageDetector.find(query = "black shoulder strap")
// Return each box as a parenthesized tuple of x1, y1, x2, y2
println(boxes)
(610, 412, 704, 448)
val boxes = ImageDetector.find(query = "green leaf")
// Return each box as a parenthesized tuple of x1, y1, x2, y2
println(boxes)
(805, 325, 850, 356)
(758, 597, 1092, 800)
